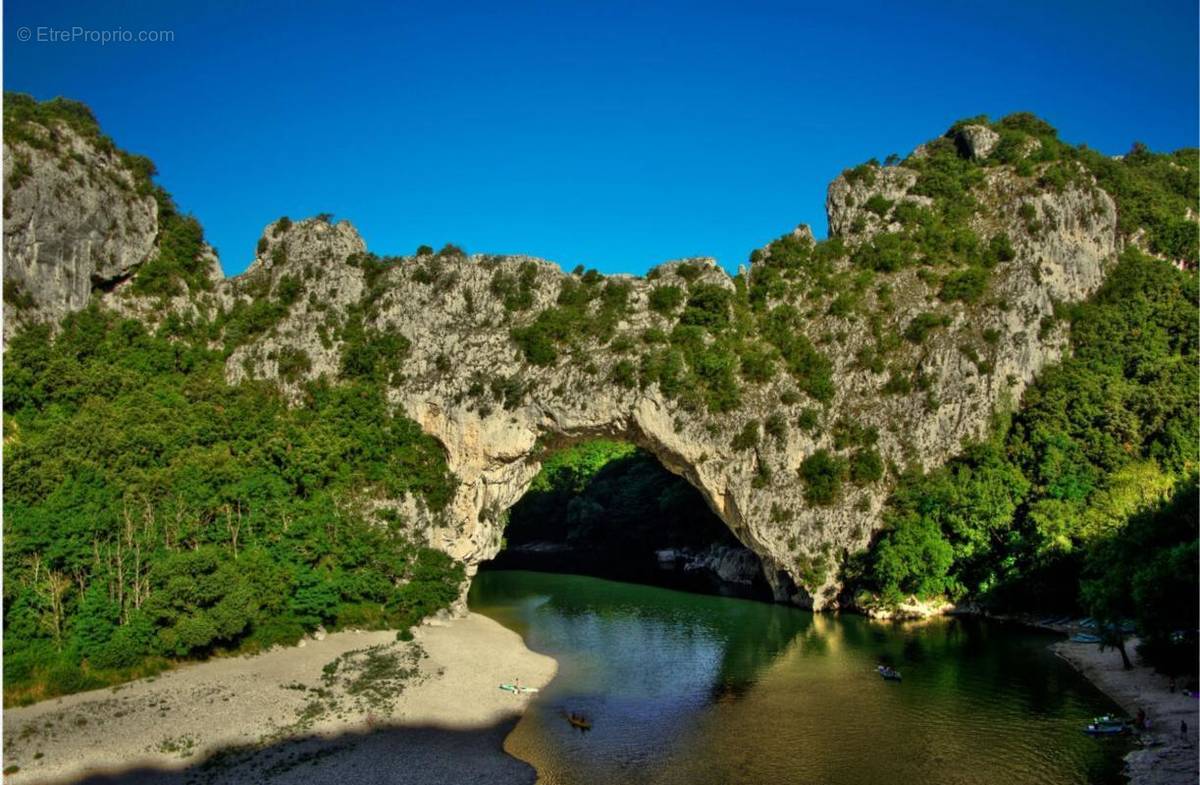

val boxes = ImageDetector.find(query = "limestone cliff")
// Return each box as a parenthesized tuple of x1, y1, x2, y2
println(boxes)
(6, 108, 1177, 610)
(2, 122, 159, 342)
(2, 100, 223, 341)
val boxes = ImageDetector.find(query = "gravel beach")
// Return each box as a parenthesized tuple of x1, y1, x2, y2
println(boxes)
(1, 613, 556, 784)
(1054, 638, 1199, 785)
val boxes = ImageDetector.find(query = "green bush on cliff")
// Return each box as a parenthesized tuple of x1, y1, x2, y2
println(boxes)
(339, 312, 412, 382)
(648, 284, 684, 315)
(800, 449, 847, 506)
(904, 311, 951, 343)
(490, 261, 539, 311)
(760, 305, 834, 403)
(731, 420, 760, 450)
(849, 447, 884, 484)
(863, 194, 893, 218)
(679, 284, 732, 330)
(129, 209, 211, 298)
(4, 93, 132, 174)
(510, 275, 634, 366)
(938, 267, 989, 303)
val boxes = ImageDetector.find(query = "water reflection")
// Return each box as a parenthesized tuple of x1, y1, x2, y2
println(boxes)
(470, 571, 1128, 785)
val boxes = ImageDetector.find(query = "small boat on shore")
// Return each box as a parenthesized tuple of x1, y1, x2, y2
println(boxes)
(500, 683, 539, 694)
(1070, 633, 1101, 643)
(1084, 715, 1129, 736)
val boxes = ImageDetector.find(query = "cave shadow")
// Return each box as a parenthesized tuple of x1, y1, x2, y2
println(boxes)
(51, 715, 535, 785)
(485, 443, 777, 602)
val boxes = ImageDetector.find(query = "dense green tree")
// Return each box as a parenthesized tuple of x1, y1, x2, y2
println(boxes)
(1081, 477, 1198, 672)
(3, 307, 462, 704)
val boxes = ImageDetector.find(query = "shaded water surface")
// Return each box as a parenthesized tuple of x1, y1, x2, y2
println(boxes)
(469, 570, 1129, 785)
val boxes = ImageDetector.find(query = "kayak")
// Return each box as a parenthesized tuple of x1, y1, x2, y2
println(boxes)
(1071, 633, 1101, 643)
(499, 683, 539, 694)
(877, 666, 902, 682)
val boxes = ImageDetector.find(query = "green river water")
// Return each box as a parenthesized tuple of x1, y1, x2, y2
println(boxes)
(469, 570, 1130, 785)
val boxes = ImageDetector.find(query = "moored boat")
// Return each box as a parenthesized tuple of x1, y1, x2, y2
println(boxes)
(1083, 721, 1129, 736)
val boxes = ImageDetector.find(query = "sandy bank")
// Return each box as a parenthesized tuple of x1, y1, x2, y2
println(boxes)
(1053, 639, 1198, 785)
(2, 613, 556, 784)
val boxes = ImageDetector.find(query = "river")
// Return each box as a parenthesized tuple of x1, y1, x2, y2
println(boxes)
(469, 569, 1130, 785)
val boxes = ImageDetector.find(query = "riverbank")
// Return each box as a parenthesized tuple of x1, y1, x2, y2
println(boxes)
(860, 601, 1199, 783)
(1053, 638, 1198, 785)
(1, 613, 556, 784)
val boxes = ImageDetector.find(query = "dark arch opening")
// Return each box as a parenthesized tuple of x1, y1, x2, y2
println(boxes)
(481, 440, 775, 601)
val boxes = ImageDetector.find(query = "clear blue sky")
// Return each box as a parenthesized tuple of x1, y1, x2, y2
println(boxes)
(5, 1, 1198, 276)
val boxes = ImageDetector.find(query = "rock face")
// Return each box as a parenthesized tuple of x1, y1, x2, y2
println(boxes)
(955, 124, 1001, 159)
(2, 125, 158, 342)
(2, 115, 1133, 611)
(826, 166, 931, 239)
(670, 544, 764, 586)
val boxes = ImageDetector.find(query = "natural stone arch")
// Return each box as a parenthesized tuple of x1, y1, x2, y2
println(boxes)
(215, 172, 1118, 611)
(403, 399, 804, 608)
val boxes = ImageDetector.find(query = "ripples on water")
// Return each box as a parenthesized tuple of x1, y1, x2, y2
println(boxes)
(469, 570, 1130, 785)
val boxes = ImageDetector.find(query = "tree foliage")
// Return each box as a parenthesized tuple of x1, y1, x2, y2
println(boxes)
(857, 250, 1198, 639)
(3, 308, 462, 704)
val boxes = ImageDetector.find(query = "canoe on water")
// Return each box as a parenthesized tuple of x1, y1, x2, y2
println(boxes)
(1084, 722, 1129, 736)
(499, 683, 540, 694)
(877, 666, 902, 682)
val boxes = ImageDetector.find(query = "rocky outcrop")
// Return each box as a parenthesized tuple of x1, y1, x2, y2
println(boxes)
(659, 544, 764, 586)
(2, 112, 1139, 612)
(825, 166, 930, 240)
(955, 124, 1000, 159)
(2, 125, 159, 342)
